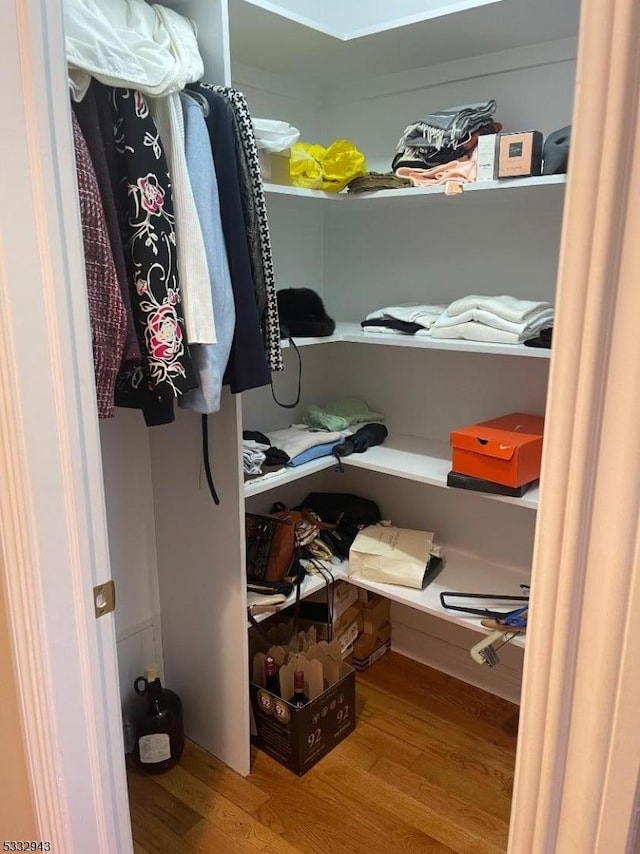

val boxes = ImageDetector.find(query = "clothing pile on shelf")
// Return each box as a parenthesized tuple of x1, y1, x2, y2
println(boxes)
(244, 399, 388, 479)
(242, 431, 290, 477)
(252, 118, 300, 153)
(66, 0, 282, 425)
(361, 296, 554, 347)
(392, 100, 502, 189)
(346, 172, 412, 194)
(362, 305, 447, 336)
(431, 296, 553, 344)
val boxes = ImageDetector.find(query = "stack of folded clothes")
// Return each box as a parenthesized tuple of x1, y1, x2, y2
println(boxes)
(245, 400, 389, 475)
(361, 304, 446, 335)
(303, 398, 384, 432)
(242, 430, 290, 478)
(346, 172, 412, 194)
(393, 100, 502, 188)
(430, 295, 554, 344)
(265, 424, 348, 468)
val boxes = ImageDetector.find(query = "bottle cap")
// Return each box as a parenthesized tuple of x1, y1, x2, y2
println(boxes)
(144, 664, 160, 681)
(265, 656, 277, 675)
(294, 669, 305, 690)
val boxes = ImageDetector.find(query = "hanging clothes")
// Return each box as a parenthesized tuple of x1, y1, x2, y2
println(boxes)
(206, 85, 283, 373)
(72, 80, 141, 369)
(189, 83, 271, 394)
(178, 92, 235, 415)
(65, 0, 203, 102)
(109, 87, 197, 426)
(71, 112, 127, 418)
(148, 94, 217, 346)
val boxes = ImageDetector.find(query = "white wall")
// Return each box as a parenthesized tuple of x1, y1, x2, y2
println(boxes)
(322, 53, 576, 172)
(99, 413, 163, 716)
(317, 50, 574, 319)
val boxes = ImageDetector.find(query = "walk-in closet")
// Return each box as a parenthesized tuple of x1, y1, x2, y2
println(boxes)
(4, 0, 640, 851)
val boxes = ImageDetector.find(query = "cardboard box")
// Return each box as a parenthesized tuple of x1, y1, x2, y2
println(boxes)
(249, 666, 356, 775)
(497, 131, 543, 178)
(258, 149, 291, 185)
(352, 640, 392, 672)
(357, 588, 377, 606)
(450, 412, 544, 487)
(362, 595, 391, 635)
(309, 580, 359, 625)
(476, 133, 497, 181)
(333, 602, 363, 640)
(351, 622, 392, 671)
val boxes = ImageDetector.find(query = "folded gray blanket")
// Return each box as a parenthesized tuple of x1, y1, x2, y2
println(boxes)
(396, 100, 497, 153)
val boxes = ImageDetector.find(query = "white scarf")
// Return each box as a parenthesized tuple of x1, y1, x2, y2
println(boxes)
(65, 0, 203, 101)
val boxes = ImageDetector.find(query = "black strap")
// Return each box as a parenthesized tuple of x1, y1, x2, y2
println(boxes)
(270, 336, 302, 409)
(201, 415, 220, 505)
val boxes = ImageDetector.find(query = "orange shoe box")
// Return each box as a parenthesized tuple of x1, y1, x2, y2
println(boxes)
(450, 413, 544, 487)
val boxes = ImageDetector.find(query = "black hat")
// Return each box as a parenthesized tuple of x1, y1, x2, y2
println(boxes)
(276, 288, 336, 338)
(542, 125, 571, 175)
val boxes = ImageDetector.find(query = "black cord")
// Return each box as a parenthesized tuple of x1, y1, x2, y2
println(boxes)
(201, 414, 220, 506)
(270, 336, 302, 409)
(306, 555, 335, 640)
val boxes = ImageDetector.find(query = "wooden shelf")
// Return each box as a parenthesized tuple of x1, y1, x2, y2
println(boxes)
(248, 567, 341, 624)
(244, 456, 338, 497)
(337, 323, 552, 359)
(264, 175, 566, 209)
(248, 552, 528, 647)
(344, 550, 528, 648)
(280, 322, 551, 359)
(342, 434, 540, 509)
(244, 432, 539, 510)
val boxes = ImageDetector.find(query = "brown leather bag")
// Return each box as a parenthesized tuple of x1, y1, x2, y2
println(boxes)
(245, 513, 297, 583)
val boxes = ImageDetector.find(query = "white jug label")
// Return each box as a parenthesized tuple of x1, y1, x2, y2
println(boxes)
(138, 733, 171, 764)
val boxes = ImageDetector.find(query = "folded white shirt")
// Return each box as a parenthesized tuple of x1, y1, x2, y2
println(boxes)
(366, 304, 446, 329)
(445, 295, 551, 323)
(433, 307, 554, 336)
(431, 315, 552, 344)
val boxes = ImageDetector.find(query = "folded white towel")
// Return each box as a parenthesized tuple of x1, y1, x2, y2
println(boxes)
(445, 295, 551, 323)
(433, 307, 554, 336)
(431, 314, 552, 344)
(366, 304, 446, 329)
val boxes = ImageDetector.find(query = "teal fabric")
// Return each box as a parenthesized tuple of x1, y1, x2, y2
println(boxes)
(304, 398, 384, 432)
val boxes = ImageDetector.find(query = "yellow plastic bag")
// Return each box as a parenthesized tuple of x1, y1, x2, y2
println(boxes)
(289, 139, 367, 192)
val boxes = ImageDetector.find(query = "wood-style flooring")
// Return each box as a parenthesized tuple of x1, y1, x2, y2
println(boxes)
(128, 652, 519, 854)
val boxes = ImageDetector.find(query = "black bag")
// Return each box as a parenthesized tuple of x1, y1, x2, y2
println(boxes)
(297, 493, 382, 554)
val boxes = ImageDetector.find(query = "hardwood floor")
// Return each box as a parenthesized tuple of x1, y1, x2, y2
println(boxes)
(128, 653, 519, 854)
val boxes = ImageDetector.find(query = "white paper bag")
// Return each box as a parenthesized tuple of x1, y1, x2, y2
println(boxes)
(348, 526, 435, 589)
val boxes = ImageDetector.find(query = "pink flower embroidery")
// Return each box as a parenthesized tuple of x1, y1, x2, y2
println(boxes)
(137, 174, 165, 216)
(134, 91, 149, 119)
(135, 277, 149, 295)
(147, 303, 183, 362)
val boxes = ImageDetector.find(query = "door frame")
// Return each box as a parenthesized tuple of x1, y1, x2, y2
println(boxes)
(0, 1, 131, 851)
(1, 0, 639, 852)
(509, 0, 640, 850)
